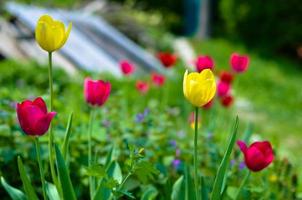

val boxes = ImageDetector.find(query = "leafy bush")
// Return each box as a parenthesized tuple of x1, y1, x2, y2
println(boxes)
(219, 0, 302, 55)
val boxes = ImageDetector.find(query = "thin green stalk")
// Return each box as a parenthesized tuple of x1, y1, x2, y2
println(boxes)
(194, 107, 199, 200)
(48, 52, 58, 189)
(234, 170, 251, 200)
(88, 109, 95, 199)
(34, 137, 47, 200)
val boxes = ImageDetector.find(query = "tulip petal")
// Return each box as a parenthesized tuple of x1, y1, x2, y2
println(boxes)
(33, 97, 47, 113)
(237, 140, 247, 153)
(34, 112, 56, 136)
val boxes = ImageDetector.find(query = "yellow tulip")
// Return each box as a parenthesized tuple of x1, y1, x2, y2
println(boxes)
(183, 69, 216, 107)
(35, 15, 72, 52)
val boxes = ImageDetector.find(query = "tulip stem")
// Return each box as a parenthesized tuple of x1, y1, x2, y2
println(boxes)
(234, 170, 251, 200)
(34, 137, 47, 200)
(194, 107, 200, 200)
(48, 52, 59, 191)
(88, 109, 96, 199)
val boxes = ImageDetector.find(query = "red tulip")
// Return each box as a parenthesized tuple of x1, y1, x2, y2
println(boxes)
(220, 95, 233, 107)
(151, 73, 165, 86)
(119, 60, 135, 75)
(219, 71, 234, 84)
(230, 53, 249, 73)
(217, 81, 230, 97)
(84, 78, 111, 107)
(17, 97, 56, 136)
(136, 80, 149, 94)
(202, 99, 214, 109)
(157, 52, 177, 68)
(195, 55, 214, 72)
(237, 140, 274, 172)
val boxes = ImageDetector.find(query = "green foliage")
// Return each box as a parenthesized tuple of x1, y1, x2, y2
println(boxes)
(219, 0, 302, 54)
(1, 177, 26, 200)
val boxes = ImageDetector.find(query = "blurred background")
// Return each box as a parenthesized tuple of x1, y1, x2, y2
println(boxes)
(0, 0, 301, 199)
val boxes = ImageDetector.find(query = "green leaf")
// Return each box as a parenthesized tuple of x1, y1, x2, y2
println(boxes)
(55, 145, 77, 200)
(211, 117, 239, 200)
(1, 177, 26, 200)
(62, 112, 73, 160)
(141, 185, 158, 200)
(17, 156, 39, 200)
(93, 161, 122, 200)
(45, 182, 60, 200)
(104, 146, 114, 169)
(171, 166, 194, 200)
(85, 164, 106, 178)
(227, 186, 238, 200)
(134, 161, 159, 183)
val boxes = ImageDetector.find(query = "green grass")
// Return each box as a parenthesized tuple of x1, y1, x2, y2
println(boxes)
(192, 38, 302, 164)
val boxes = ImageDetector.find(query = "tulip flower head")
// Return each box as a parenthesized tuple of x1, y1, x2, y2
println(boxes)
(183, 69, 216, 107)
(84, 78, 111, 107)
(151, 73, 165, 86)
(17, 97, 56, 136)
(195, 55, 214, 72)
(237, 140, 274, 172)
(230, 53, 250, 73)
(136, 80, 149, 94)
(220, 95, 234, 107)
(119, 60, 135, 75)
(217, 81, 231, 97)
(157, 52, 177, 68)
(219, 71, 234, 84)
(35, 15, 72, 52)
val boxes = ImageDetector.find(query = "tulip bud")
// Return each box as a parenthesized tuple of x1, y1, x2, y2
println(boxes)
(237, 140, 274, 172)
(195, 55, 214, 72)
(151, 73, 165, 86)
(84, 78, 111, 107)
(35, 15, 72, 52)
(119, 60, 135, 75)
(157, 52, 177, 68)
(136, 80, 149, 94)
(219, 71, 234, 84)
(183, 69, 216, 107)
(217, 81, 231, 97)
(220, 95, 234, 107)
(230, 53, 249, 73)
(17, 97, 56, 136)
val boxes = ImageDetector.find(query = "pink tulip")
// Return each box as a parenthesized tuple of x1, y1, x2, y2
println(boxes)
(151, 73, 165, 86)
(230, 53, 249, 73)
(84, 78, 111, 107)
(136, 80, 149, 94)
(195, 55, 214, 72)
(237, 140, 274, 172)
(219, 71, 234, 84)
(17, 97, 56, 136)
(119, 60, 135, 75)
(217, 81, 230, 97)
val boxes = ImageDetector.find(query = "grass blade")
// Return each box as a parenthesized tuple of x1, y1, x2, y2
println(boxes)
(1, 177, 26, 200)
(62, 112, 73, 160)
(45, 182, 60, 200)
(211, 117, 239, 200)
(55, 145, 77, 200)
(17, 156, 39, 200)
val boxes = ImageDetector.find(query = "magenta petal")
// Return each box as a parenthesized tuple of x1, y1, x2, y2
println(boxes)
(33, 97, 47, 113)
(237, 140, 247, 153)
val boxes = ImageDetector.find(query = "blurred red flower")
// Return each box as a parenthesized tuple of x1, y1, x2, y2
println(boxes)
(84, 78, 111, 107)
(220, 95, 233, 107)
(136, 80, 149, 94)
(151, 73, 165, 86)
(230, 53, 249, 73)
(217, 81, 231, 97)
(237, 140, 274, 172)
(17, 97, 56, 136)
(157, 52, 177, 68)
(119, 60, 135, 75)
(219, 71, 234, 84)
(202, 99, 214, 109)
(195, 55, 214, 72)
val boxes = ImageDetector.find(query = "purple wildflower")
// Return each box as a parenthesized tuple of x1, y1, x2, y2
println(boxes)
(172, 159, 181, 169)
